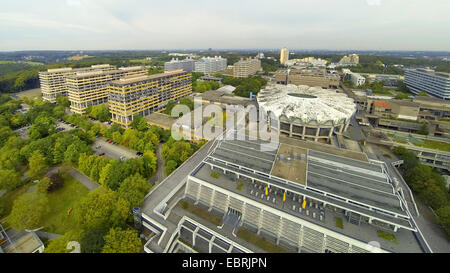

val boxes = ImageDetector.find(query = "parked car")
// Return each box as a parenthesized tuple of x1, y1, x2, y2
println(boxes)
(105, 139, 110, 142)
(120, 156, 126, 161)
(112, 142, 116, 145)
(136, 152, 143, 157)
(98, 153, 105, 156)
(95, 145, 101, 149)
(108, 140, 113, 143)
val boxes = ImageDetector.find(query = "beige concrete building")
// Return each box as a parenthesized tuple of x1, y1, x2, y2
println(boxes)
(233, 57, 262, 78)
(66, 66, 147, 114)
(339, 54, 359, 66)
(39, 64, 116, 102)
(280, 47, 289, 65)
(108, 70, 192, 128)
(275, 68, 340, 89)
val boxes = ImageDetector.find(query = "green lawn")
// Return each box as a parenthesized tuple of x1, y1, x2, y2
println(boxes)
(178, 200, 222, 226)
(0, 183, 33, 220)
(236, 228, 290, 253)
(210, 172, 220, 179)
(335, 217, 344, 229)
(377, 230, 398, 244)
(40, 176, 89, 234)
(236, 184, 243, 191)
(412, 139, 450, 152)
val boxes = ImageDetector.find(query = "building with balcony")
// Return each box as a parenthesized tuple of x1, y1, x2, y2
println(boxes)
(164, 58, 196, 72)
(66, 66, 147, 114)
(107, 70, 192, 127)
(39, 64, 116, 102)
(194, 56, 227, 73)
(233, 57, 262, 78)
(405, 69, 450, 100)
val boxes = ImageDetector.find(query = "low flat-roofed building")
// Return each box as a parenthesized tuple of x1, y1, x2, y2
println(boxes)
(275, 68, 340, 89)
(0, 225, 44, 253)
(139, 132, 428, 253)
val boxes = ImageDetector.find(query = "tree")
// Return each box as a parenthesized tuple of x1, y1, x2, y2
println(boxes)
(81, 226, 108, 253)
(28, 114, 56, 140)
(419, 180, 449, 210)
(117, 174, 151, 208)
(165, 160, 177, 175)
(101, 228, 142, 253)
(28, 150, 48, 178)
(437, 206, 450, 237)
(75, 188, 129, 229)
(417, 123, 429, 135)
(55, 94, 70, 108)
(0, 169, 22, 191)
(395, 92, 410, 100)
(64, 137, 92, 164)
(131, 115, 148, 132)
(142, 151, 157, 178)
(44, 230, 82, 253)
(418, 91, 428, 97)
(9, 192, 49, 231)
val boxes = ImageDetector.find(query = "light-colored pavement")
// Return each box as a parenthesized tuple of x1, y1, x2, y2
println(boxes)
(36, 231, 62, 240)
(93, 137, 138, 160)
(69, 168, 98, 191)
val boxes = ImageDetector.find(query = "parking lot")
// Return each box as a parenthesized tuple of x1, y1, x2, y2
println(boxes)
(92, 137, 139, 161)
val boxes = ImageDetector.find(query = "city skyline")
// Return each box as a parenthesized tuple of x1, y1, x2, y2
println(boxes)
(1, 0, 450, 51)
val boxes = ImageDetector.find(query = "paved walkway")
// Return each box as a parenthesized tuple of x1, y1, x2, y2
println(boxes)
(36, 231, 62, 240)
(69, 169, 98, 191)
(150, 144, 167, 185)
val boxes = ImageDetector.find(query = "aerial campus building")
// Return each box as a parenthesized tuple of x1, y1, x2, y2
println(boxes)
(233, 57, 262, 78)
(194, 56, 227, 74)
(66, 66, 147, 114)
(257, 84, 357, 143)
(164, 58, 196, 73)
(138, 131, 429, 253)
(107, 69, 192, 127)
(39, 64, 116, 102)
(404, 69, 450, 100)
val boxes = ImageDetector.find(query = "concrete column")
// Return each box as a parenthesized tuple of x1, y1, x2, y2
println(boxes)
(208, 190, 216, 212)
(209, 235, 215, 252)
(315, 127, 320, 141)
(192, 226, 199, 246)
(328, 127, 333, 137)
(289, 123, 293, 137)
(302, 126, 306, 140)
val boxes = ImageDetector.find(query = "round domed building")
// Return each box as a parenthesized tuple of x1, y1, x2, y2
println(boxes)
(257, 84, 357, 142)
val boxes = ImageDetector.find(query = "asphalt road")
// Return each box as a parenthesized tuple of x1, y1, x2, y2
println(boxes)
(93, 137, 138, 160)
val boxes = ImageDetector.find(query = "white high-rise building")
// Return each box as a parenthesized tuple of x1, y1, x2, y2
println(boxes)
(405, 69, 450, 100)
(194, 56, 227, 73)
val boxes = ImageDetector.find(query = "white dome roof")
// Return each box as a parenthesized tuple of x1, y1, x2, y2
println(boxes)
(257, 84, 356, 125)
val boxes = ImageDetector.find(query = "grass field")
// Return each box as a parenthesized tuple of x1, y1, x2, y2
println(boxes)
(236, 228, 290, 253)
(0, 183, 33, 220)
(377, 230, 398, 244)
(0, 61, 43, 66)
(412, 139, 450, 152)
(178, 200, 222, 226)
(40, 176, 89, 234)
(335, 217, 344, 229)
(129, 59, 151, 64)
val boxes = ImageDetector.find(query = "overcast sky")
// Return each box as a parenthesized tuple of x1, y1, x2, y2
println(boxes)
(1, 0, 449, 51)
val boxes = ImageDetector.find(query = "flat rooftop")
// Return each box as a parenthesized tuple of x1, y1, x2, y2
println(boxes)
(111, 69, 187, 85)
(191, 161, 421, 253)
(206, 136, 411, 225)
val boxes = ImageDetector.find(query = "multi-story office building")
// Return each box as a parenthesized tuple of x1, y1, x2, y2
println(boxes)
(275, 68, 340, 89)
(139, 132, 428, 253)
(194, 56, 227, 73)
(108, 69, 192, 127)
(39, 64, 116, 102)
(339, 54, 359, 66)
(66, 66, 147, 114)
(280, 48, 289, 65)
(405, 69, 450, 100)
(164, 58, 196, 72)
(233, 57, 262, 78)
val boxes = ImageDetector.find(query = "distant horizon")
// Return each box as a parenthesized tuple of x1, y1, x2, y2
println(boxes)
(2, 1, 450, 52)
(1, 48, 450, 54)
